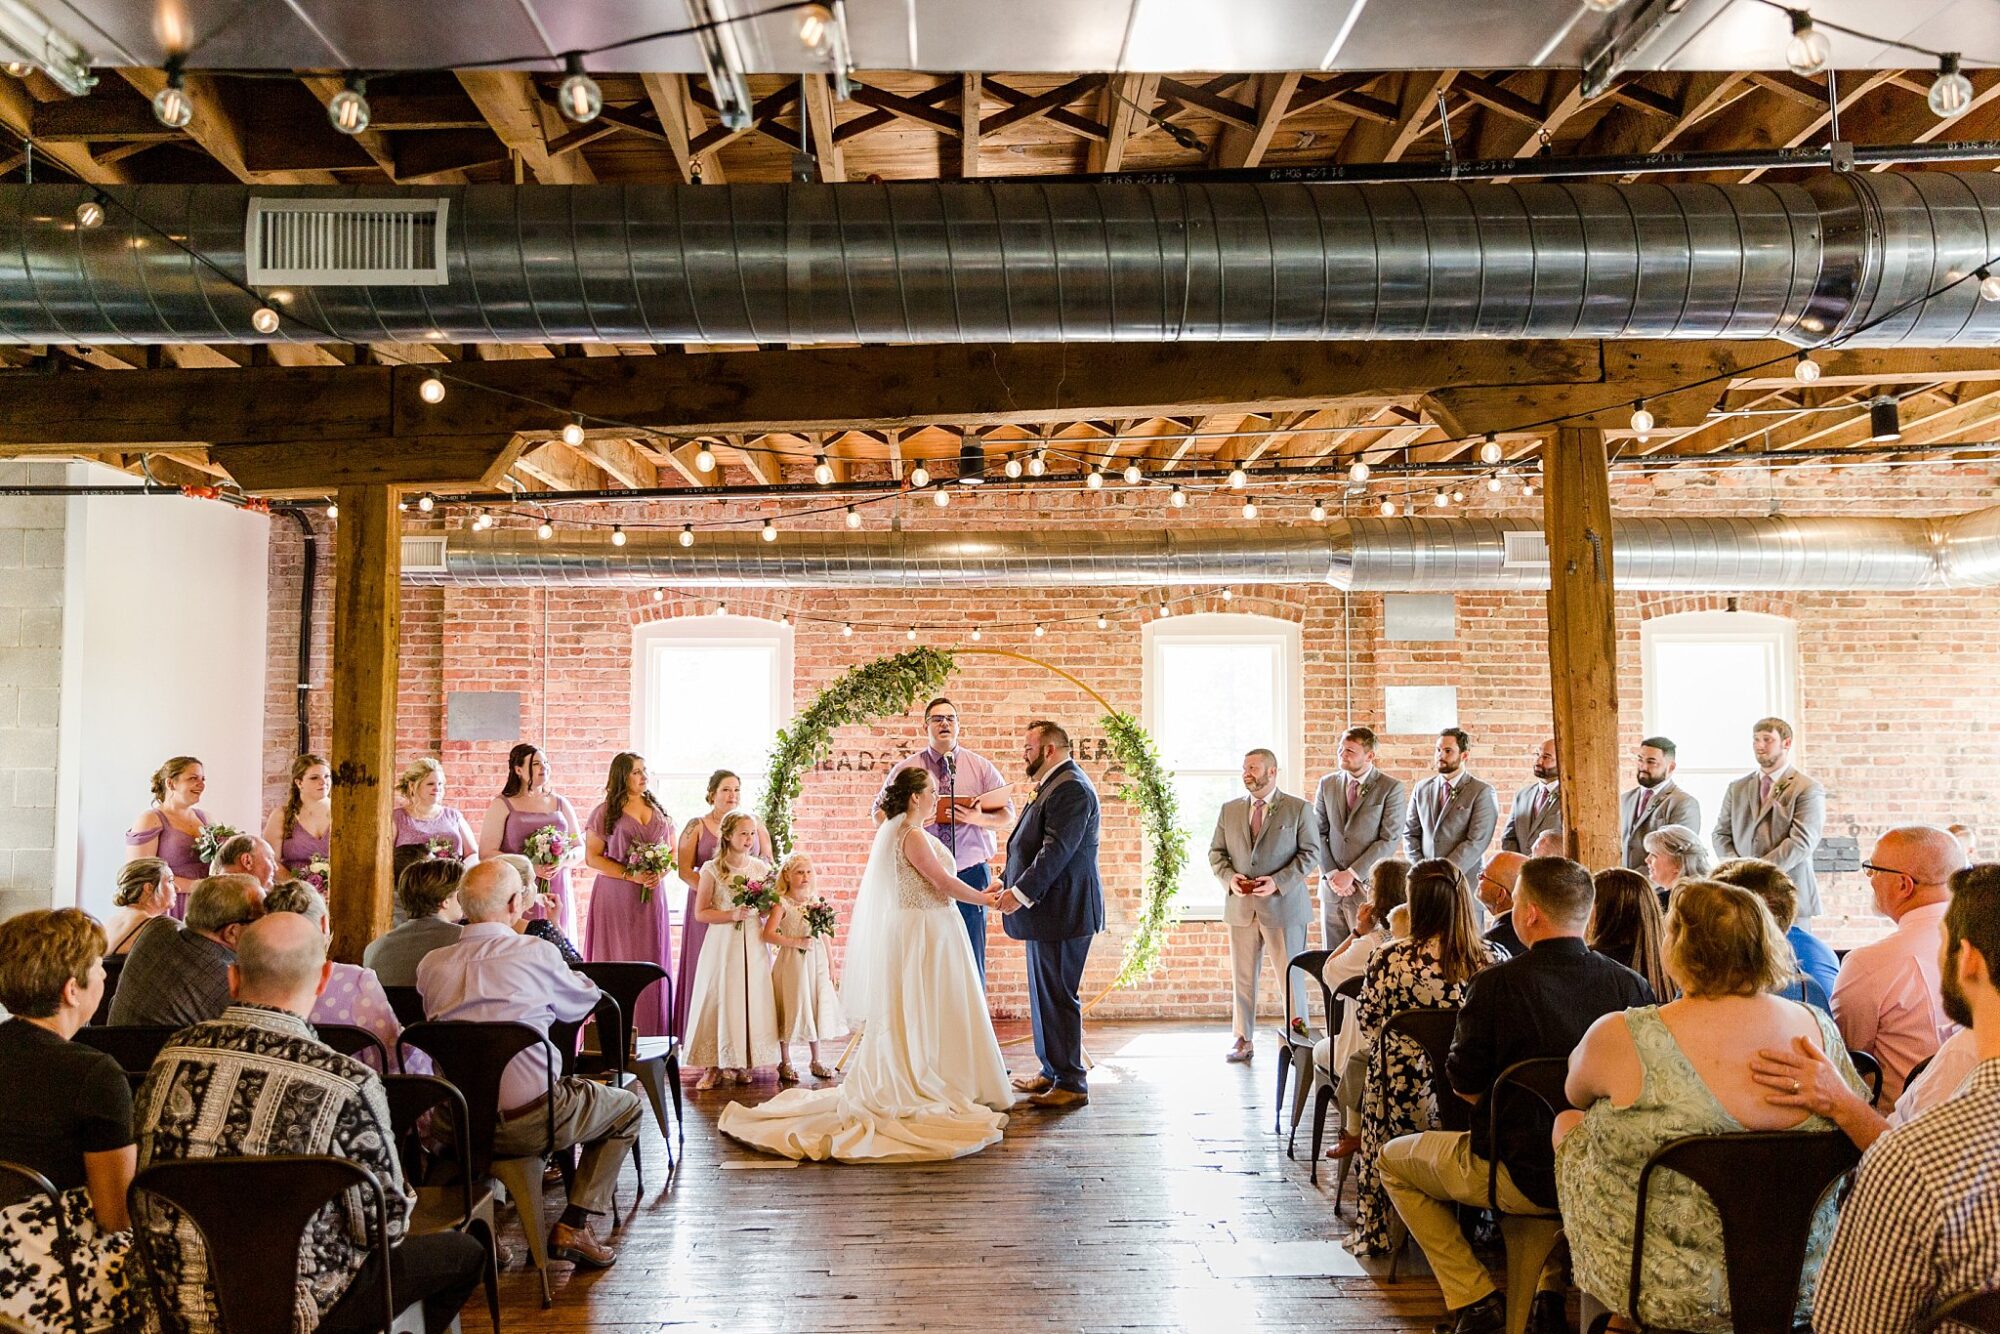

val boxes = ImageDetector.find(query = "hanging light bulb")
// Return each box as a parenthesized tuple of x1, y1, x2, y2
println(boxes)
(1168, 484, 1187, 509)
(910, 464, 931, 488)
(778, 613, 790, 627)
(152, 70, 193, 129)
(1978, 267, 2000, 302)
(1028, 450, 1047, 477)
(1487, 476, 1503, 493)
(1122, 462, 1144, 485)
(1096, 614, 1109, 629)
(1157, 603, 1171, 618)
(1478, 433, 1503, 465)
(415, 493, 435, 514)
(250, 305, 280, 334)
(1869, 395, 1902, 442)
(3, 61, 32, 77)
(813, 455, 834, 485)
(328, 75, 370, 135)
(74, 200, 104, 229)
(561, 419, 585, 447)
(1085, 467, 1105, 490)
(1380, 498, 1397, 517)
(1630, 402, 1654, 439)
(418, 375, 446, 404)
(652, 587, 666, 602)
(1929, 53, 1974, 119)
(688, 445, 714, 474)
(537, 520, 554, 540)
(1433, 490, 1450, 509)
(1241, 499, 1258, 520)
(1794, 352, 1821, 383)
(1348, 459, 1370, 484)
(715, 602, 728, 616)
(398, 500, 410, 512)
(1523, 479, 1537, 497)
(969, 627, 982, 641)
(611, 525, 627, 547)
(841, 623, 854, 637)
(844, 505, 862, 529)
(1310, 498, 1328, 521)
(1003, 456, 1024, 480)
(1227, 466, 1247, 489)
(1785, 9, 1831, 77)
(906, 627, 918, 641)
(933, 487, 950, 507)
(1221, 587, 1234, 602)
(1033, 623, 1046, 637)
(678, 524, 694, 547)
(761, 519, 778, 542)
(1452, 488, 1466, 503)
(326, 501, 339, 520)
(558, 54, 603, 124)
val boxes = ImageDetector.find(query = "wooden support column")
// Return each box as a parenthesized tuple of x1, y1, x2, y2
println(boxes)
(1543, 427, 1621, 870)
(328, 483, 400, 962)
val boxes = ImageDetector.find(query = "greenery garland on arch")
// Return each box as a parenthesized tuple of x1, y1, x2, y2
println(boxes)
(757, 646, 1189, 990)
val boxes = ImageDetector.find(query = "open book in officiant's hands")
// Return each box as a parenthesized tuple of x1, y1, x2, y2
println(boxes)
(931, 794, 982, 826)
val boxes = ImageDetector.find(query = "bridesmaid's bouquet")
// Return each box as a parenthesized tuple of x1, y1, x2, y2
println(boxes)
(802, 899, 838, 939)
(192, 823, 242, 866)
(523, 825, 578, 867)
(296, 856, 331, 896)
(727, 872, 780, 929)
(623, 841, 677, 904)
(426, 835, 457, 859)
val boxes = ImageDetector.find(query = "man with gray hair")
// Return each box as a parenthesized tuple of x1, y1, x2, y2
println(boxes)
(418, 858, 641, 1267)
(135, 913, 485, 1333)
(109, 874, 266, 1027)
(208, 833, 278, 890)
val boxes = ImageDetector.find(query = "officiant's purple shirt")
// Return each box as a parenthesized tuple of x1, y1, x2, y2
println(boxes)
(876, 745, 1011, 872)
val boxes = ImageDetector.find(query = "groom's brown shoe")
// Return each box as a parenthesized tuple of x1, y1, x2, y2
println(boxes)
(1027, 1086, 1089, 1109)
(1011, 1073, 1054, 1092)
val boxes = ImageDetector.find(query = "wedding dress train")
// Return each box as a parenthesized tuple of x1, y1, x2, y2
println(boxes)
(716, 815, 1011, 1162)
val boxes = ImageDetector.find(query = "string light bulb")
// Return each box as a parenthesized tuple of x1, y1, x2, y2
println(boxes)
(1794, 352, 1821, 383)
(844, 505, 862, 529)
(761, 519, 778, 542)
(1978, 267, 2000, 302)
(1433, 490, 1450, 509)
(415, 493, 435, 513)
(1085, 467, 1104, 490)
(1785, 9, 1831, 77)
(561, 419, 585, 447)
(906, 627, 918, 641)
(152, 69, 193, 129)
(1221, 587, 1234, 602)
(652, 588, 665, 602)
(558, 53, 603, 124)
(418, 375, 446, 404)
(325, 501, 339, 520)
(932, 487, 950, 507)
(694, 445, 716, 473)
(250, 305, 280, 334)
(1033, 623, 1046, 637)
(1310, 498, 1328, 521)
(797, 2, 835, 55)
(1452, 488, 1466, 503)
(1227, 466, 1248, 489)
(716, 602, 728, 616)
(1028, 450, 1047, 477)
(328, 75, 369, 135)
(610, 525, 626, 547)
(1380, 498, 1397, 517)
(75, 200, 103, 229)
(842, 623, 853, 637)
(1630, 402, 1654, 439)
(1478, 433, 1503, 465)
(1157, 603, 1171, 618)
(1097, 614, 1109, 629)
(1523, 479, 1537, 497)
(1122, 462, 1143, 485)
(1241, 499, 1258, 520)
(678, 524, 694, 547)
(537, 520, 554, 540)
(1348, 459, 1370, 484)
(1929, 53, 1974, 119)
(813, 455, 833, 485)
(1169, 484, 1186, 508)
(1487, 476, 1503, 492)
(3, 61, 31, 77)
(910, 464, 931, 488)
(1003, 456, 1024, 480)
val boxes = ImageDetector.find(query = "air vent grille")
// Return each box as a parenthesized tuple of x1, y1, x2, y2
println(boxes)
(246, 198, 449, 286)
(1502, 530, 1550, 569)
(401, 535, 449, 573)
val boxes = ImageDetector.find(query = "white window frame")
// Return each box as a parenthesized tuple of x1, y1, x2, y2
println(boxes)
(1640, 610, 1800, 818)
(1143, 612, 1303, 922)
(631, 614, 794, 816)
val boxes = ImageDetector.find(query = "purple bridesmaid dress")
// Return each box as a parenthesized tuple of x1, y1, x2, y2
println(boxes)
(669, 819, 767, 1040)
(499, 797, 579, 937)
(582, 802, 677, 1036)
(393, 806, 478, 858)
(124, 805, 210, 918)
(278, 818, 330, 873)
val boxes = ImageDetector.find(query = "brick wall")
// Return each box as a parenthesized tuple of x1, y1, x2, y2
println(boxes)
(261, 461, 2000, 1020)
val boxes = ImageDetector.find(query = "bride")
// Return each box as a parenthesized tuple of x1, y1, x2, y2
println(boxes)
(717, 766, 1014, 1162)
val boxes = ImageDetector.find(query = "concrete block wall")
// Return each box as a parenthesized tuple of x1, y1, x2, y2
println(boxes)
(0, 463, 66, 918)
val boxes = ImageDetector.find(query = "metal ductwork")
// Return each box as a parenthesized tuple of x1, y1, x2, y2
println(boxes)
(403, 506, 2000, 591)
(5, 171, 2000, 346)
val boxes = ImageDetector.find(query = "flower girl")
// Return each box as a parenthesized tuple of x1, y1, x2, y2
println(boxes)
(685, 811, 781, 1089)
(763, 852, 847, 1084)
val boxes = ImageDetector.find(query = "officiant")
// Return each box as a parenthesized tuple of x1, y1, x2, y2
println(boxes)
(874, 697, 1015, 982)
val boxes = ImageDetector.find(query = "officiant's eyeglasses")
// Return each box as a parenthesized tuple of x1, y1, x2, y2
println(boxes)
(926, 712, 958, 724)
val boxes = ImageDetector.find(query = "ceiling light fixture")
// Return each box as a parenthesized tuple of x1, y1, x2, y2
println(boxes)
(1929, 53, 1973, 118)
(561, 419, 585, 447)
(1122, 462, 1143, 485)
(1869, 395, 1902, 442)
(1478, 433, 1503, 465)
(1348, 459, 1370, 483)
(328, 74, 369, 135)
(1027, 450, 1047, 477)
(844, 505, 862, 529)
(761, 518, 778, 542)
(1310, 498, 1328, 521)
(813, 455, 834, 485)
(418, 375, 446, 404)
(1785, 9, 1831, 76)
(151, 63, 193, 129)
(74, 199, 103, 229)
(1169, 483, 1187, 508)
(1085, 467, 1105, 490)
(910, 463, 931, 488)
(1630, 402, 1654, 439)
(1227, 466, 1248, 489)
(557, 53, 603, 124)
(250, 305, 279, 334)
(694, 445, 716, 473)
(611, 524, 626, 547)
(678, 524, 694, 547)
(1793, 352, 1821, 383)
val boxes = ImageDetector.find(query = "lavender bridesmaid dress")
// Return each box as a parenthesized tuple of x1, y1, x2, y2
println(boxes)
(499, 797, 579, 937)
(124, 805, 210, 918)
(393, 806, 478, 859)
(670, 820, 767, 1039)
(583, 803, 677, 1036)
(278, 819, 330, 873)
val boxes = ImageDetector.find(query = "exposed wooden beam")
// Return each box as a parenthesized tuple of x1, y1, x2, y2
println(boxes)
(300, 76, 471, 184)
(120, 68, 338, 185)
(328, 483, 398, 963)
(1088, 73, 1156, 173)
(689, 80, 800, 157)
(848, 80, 962, 136)
(960, 74, 981, 178)
(210, 434, 524, 492)
(641, 73, 726, 183)
(801, 74, 846, 182)
(1338, 70, 1455, 164)
(455, 71, 595, 184)
(982, 75, 1110, 139)
(1545, 427, 1620, 873)
(1211, 72, 1300, 169)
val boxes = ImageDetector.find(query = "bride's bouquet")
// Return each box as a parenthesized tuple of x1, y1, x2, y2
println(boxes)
(801, 899, 838, 939)
(523, 824, 578, 868)
(727, 871, 780, 929)
(192, 823, 243, 866)
(623, 841, 677, 903)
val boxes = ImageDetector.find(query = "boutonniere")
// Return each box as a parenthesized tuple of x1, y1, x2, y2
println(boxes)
(1773, 775, 1794, 798)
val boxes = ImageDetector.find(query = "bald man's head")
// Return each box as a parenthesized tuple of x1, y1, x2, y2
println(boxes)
(457, 858, 526, 923)
(1480, 851, 1528, 915)
(229, 911, 329, 1014)
(1870, 825, 1968, 919)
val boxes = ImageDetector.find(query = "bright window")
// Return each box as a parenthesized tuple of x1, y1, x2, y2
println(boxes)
(1641, 611, 1798, 839)
(1144, 613, 1302, 920)
(633, 616, 794, 826)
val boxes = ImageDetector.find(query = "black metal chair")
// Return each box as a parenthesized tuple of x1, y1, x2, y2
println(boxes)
(1848, 1048, 1885, 1104)
(381, 1073, 502, 1334)
(0, 1160, 87, 1334)
(1482, 1058, 1571, 1334)
(571, 961, 682, 1159)
(127, 1154, 399, 1334)
(1275, 948, 1333, 1134)
(1600, 1130, 1861, 1334)
(1907, 1051, 1935, 1091)
(1924, 1288, 2000, 1332)
(1292, 973, 1364, 1194)
(382, 985, 428, 1027)
(89, 954, 123, 1028)
(1379, 1006, 1465, 1281)
(317, 1023, 391, 1073)
(397, 1020, 561, 1308)
(71, 1024, 179, 1086)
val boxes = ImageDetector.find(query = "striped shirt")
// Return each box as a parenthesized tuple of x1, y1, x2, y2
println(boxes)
(1814, 1057, 2000, 1334)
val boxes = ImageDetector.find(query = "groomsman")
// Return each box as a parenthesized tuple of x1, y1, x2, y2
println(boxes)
(1620, 736, 1701, 871)
(1501, 738, 1562, 854)
(1210, 749, 1320, 1062)
(1405, 728, 1499, 880)
(1713, 716, 1828, 916)
(1314, 726, 1407, 950)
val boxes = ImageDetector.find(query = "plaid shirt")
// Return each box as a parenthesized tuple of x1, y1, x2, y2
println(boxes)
(132, 1005, 411, 1334)
(1814, 1058, 2000, 1334)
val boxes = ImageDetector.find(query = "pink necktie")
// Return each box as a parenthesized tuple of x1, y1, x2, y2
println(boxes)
(1347, 778, 1361, 812)
(1438, 781, 1453, 816)
(1636, 789, 1653, 822)
(1251, 798, 1266, 839)
(1759, 773, 1773, 805)
(1534, 786, 1549, 816)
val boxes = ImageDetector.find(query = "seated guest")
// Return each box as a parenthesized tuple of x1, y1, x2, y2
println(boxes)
(1641, 824, 1709, 904)
(264, 880, 404, 1068)
(109, 874, 265, 1027)
(1588, 868, 1672, 999)
(1712, 857, 1839, 1006)
(103, 857, 177, 955)
(1814, 863, 2000, 1333)
(1750, 1023, 1982, 1153)
(208, 832, 279, 890)
(0, 909, 143, 1332)
(416, 859, 641, 1267)
(1833, 825, 1965, 1105)
(1344, 858, 1504, 1257)
(1554, 880, 1867, 1333)
(1477, 851, 1528, 958)
(133, 913, 483, 1334)
(1381, 858, 1655, 1334)
(1323, 860, 1411, 994)
(1529, 829, 1563, 860)
(1316, 861, 1410, 1155)
(494, 852, 585, 962)
(365, 857, 466, 986)
(1949, 822, 1976, 858)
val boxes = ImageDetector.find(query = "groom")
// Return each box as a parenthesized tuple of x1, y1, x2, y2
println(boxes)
(998, 719, 1105, 1109)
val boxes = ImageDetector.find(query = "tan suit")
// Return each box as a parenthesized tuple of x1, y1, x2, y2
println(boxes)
(1209, 789, 1319, 1042)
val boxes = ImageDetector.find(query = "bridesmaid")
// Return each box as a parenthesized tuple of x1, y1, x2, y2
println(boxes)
(583, 752, 676, 1035)
(262, 754, 331, 878)
(123, 756, 212, 918)
(479, 743, 583, 939)
(393, 757, 479, 861)
(670, 769, 772, 1040)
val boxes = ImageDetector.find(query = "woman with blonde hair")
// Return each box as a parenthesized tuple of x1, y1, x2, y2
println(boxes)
(102, 858, 176, 956)
(122, 755, 212, 917)
(392, 756, 479, 862)
(263, 753, 332, 877)
(763, 851, 846, 1084)
(671, 769, 771, 1040)
(1555, 879, 1866, 1332)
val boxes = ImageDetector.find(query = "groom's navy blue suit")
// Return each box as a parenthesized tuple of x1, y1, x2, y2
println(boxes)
(1002, 757, 1105, 1094)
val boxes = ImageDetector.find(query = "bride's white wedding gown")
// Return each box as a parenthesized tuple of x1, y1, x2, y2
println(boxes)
(716, 815, 1012, 1162)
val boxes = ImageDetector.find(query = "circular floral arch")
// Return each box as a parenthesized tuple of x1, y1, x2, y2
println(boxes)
(758, 646, 1188, 989)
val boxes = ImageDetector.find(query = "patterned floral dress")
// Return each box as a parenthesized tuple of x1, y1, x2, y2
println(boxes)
(1344, 936, 1501, 1256)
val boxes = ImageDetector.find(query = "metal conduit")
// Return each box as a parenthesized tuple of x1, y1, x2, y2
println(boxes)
(4, 171, 2000, 346)
(405, 507, 2000, 591)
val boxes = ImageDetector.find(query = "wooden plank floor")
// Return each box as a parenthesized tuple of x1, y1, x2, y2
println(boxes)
(487, 1021, 1451, 1331)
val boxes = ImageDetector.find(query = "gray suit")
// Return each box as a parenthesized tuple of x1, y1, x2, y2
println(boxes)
(1404, 772, 1499, 879)
(1313, 768, 1407, 948)
(1713, 767, 1827, 916)
(1210, 789, 1319, 1041)
(1501, 781, 1563, 854)
(1619, 782, 1702, 872)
